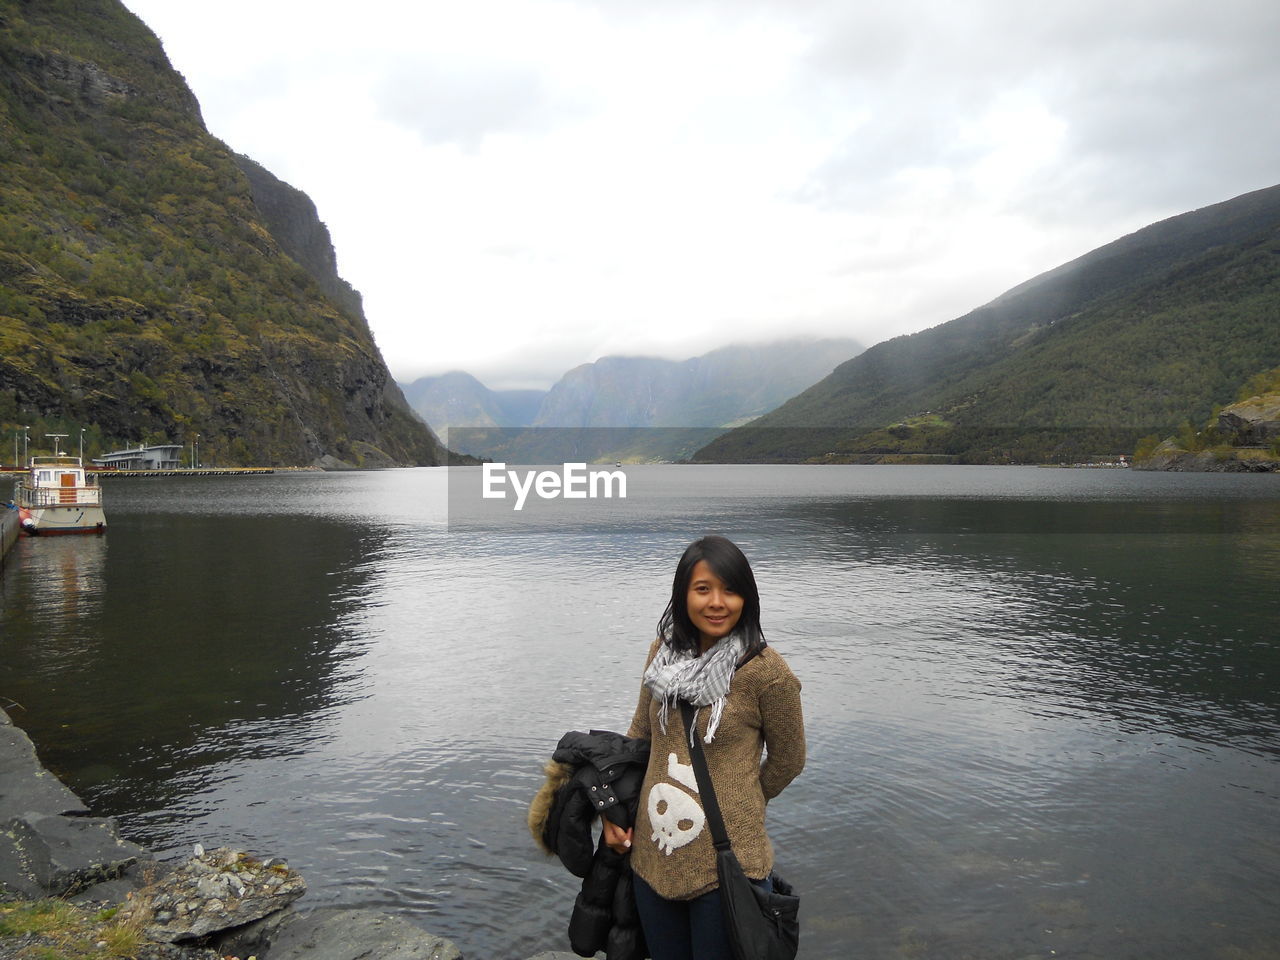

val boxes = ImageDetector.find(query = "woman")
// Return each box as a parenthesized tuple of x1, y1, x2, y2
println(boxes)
(604, 534, 805, 960)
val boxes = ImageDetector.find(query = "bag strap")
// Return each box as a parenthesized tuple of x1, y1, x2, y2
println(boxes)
(680, 701, 732, 852)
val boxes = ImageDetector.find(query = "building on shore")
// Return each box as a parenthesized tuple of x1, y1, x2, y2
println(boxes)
(93, 444, 183, 470)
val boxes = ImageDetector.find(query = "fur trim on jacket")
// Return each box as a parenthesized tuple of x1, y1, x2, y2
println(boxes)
(530, 730, 650, 960)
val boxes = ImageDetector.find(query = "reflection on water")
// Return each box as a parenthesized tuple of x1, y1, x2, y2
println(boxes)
(2, 466, 1278, 960)
(2, 509, 389, 809)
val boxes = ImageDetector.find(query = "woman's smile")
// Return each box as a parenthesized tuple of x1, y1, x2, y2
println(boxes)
(686, 559, 744, 650)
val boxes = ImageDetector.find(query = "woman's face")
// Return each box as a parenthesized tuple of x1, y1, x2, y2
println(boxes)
(685, 559, 744, 651)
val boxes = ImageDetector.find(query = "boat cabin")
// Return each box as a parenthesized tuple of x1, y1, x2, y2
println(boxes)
(27, 456, 94, 491)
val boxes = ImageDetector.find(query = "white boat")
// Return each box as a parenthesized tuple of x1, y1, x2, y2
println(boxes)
(13, 454, 107, 536)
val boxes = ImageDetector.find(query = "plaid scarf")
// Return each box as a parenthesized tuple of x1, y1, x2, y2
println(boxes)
(643, 631, 746, 744)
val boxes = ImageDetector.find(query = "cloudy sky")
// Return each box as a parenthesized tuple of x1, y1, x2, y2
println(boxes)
(121, 0, 1279, 390)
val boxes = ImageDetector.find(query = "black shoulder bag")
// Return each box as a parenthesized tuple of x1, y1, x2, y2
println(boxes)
(680, 701, 800, 960)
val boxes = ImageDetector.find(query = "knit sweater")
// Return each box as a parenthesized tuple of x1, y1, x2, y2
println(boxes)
(625, 637, 805, 900)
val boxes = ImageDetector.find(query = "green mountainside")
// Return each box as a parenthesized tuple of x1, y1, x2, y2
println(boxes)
(695, 184, 1280, 464)
(1133, 365, 1280, 471)
(0, 0, 445, 467)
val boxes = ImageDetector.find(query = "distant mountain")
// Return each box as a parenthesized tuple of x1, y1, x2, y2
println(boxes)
(534, 339, 862, 429)
(0, 0, 445, 467)
(399, 371, 546, 439)
(408, 338, 861, 461)
(696, 184, 1280, 464)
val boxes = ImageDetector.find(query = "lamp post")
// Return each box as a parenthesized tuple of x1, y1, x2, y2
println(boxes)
(79, 427, 86, 463)
(195, 433, 200, 470)
(21, 426, 29, 465)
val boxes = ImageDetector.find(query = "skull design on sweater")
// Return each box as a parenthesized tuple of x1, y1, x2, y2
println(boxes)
(647, 753, 706, 855)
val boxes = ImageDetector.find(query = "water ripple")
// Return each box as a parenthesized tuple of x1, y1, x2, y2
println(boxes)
(2, 467, 1277, 959)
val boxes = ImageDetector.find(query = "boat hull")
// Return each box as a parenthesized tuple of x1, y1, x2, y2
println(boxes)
(18, 503, 107, 535)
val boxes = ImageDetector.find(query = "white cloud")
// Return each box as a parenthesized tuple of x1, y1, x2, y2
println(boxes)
(122, 0, 1280, 390)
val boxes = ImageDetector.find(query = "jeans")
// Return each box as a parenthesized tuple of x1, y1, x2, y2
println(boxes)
(632, 871, 773, 960)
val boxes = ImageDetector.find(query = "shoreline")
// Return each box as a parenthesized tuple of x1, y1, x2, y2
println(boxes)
(0, 708, 576, 960)
(0, 509, 18, 575)
(0, 467, 280, 477)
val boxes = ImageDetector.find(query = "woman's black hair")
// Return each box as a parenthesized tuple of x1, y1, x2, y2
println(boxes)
(657, 535, 765, 657)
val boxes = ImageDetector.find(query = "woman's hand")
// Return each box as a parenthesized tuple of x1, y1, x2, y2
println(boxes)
(602, 818, 633, 854)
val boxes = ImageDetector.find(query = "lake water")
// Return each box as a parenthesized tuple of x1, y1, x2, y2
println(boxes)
(2, 466, 1278, 959)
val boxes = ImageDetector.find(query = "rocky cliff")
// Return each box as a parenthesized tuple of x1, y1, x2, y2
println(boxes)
(0, 0, 444, 467)
(1134, 374, 1280, 472)
(1218, 393, 1280, 446)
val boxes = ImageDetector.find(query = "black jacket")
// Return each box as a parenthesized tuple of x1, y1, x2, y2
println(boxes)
(540, 730, 650, 960)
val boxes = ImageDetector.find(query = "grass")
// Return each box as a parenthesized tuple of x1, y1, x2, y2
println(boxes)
(0, 899, 145, 959)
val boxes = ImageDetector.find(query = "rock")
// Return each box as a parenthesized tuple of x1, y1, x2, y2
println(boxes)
(1218, 393, 1280, 445)
(349, 440, 398, 469)
(118, 847, 306, 943)
(0, 708, 154, 901)
(0, 812, 148, 898)
(209, 906, 296, 957)
(70, 857, 174, 905)
(1133, 439, 1279, 473)
(0, 708, 90, 821)
(0, 827, 44, 899)
(313, 453, 356, 471)
(219, 907, 463, 960)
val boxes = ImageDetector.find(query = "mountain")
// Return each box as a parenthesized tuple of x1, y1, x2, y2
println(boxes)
(695, 184, 1280, 464)
(399, 370, 546, 441)
(418, 338, 861, 462)
(534, 339, 862, 429)
(0, 0, 445, 467)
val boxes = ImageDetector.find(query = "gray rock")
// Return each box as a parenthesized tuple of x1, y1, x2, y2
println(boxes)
(1219, 394, 1280, 444)
(118, 847, 306, 943)
(0, 708, 90, 821)
(0, 812, 147, 897)
(232, 907, 463, 960)
(0, 828, 43, 898)
(209, 906, 297, 956)
(70, 858, 174, 905)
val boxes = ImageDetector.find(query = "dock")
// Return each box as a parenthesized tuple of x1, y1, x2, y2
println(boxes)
(0, 507, 18, 575)
(95, 467, 276, 478)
